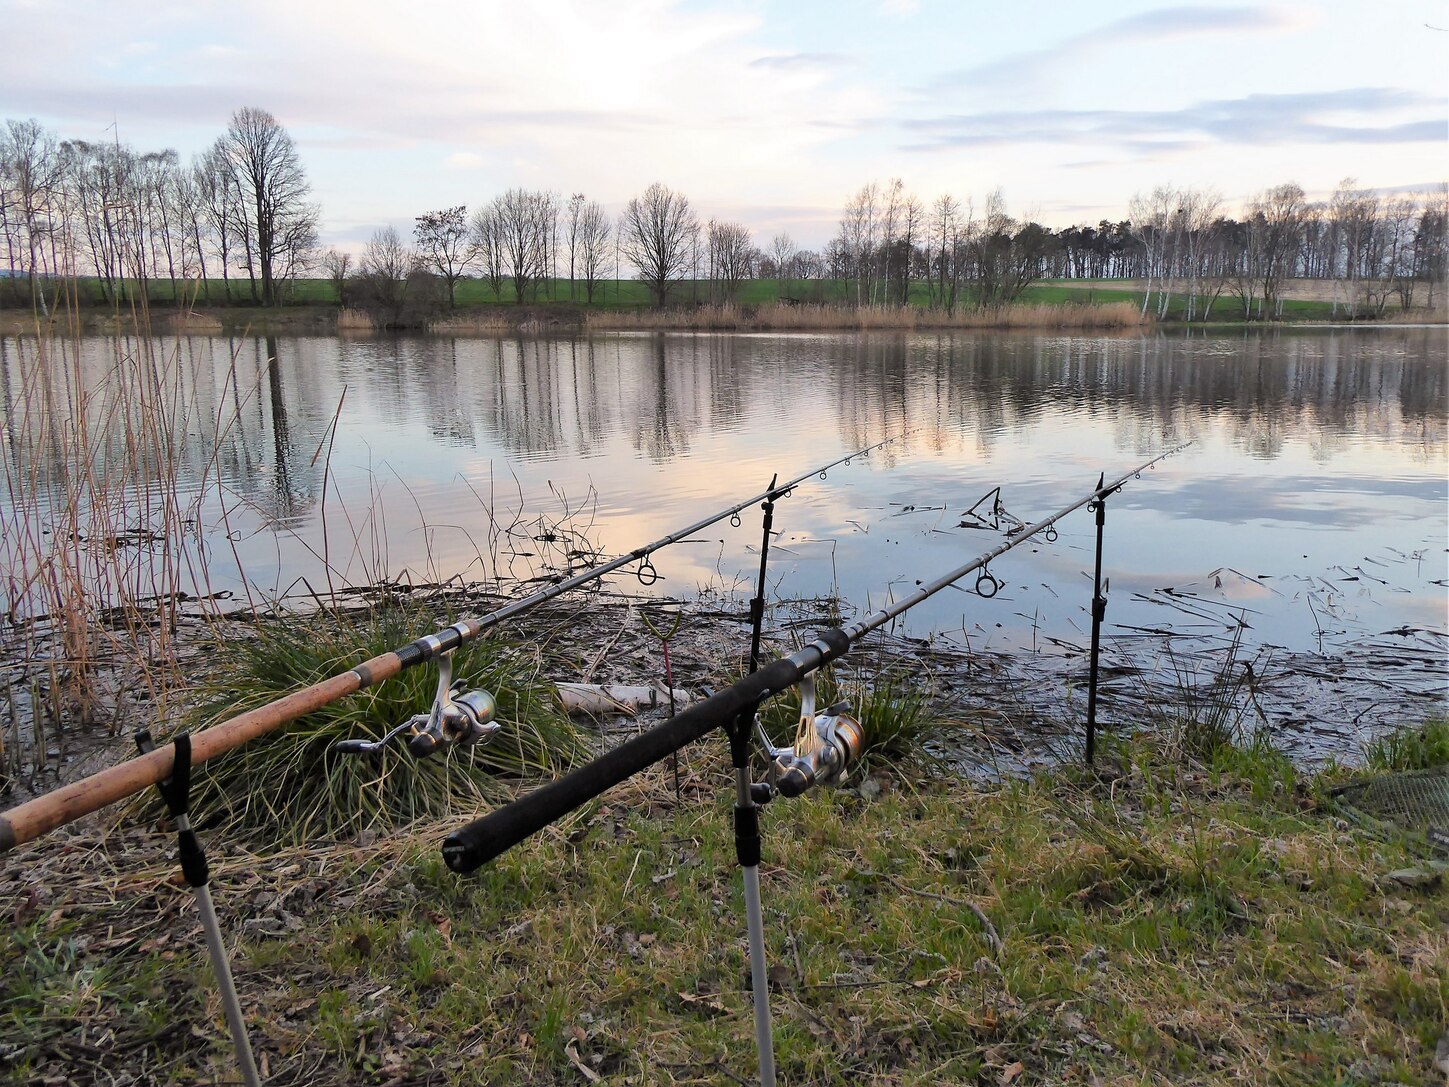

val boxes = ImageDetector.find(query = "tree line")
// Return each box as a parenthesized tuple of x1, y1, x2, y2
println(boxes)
(2, 110, 1445, 322)
(0, 109, 316, 313)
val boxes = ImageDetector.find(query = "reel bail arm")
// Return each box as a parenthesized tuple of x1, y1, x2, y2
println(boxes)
(333, 650, 500, 759)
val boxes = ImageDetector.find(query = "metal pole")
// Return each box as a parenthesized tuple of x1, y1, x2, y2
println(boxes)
(748, 480, 778, 675)
(138, 733, 261, 1087)
(734, 476, 779, 1085)
(187, 824, 262, 1087)
(734, 763, 776, 1087)
(1085, 475, 1110, 767)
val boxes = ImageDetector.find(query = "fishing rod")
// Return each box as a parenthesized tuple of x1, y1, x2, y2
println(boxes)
(441, 442, 1191, 873)
(0, 435, 902, 856)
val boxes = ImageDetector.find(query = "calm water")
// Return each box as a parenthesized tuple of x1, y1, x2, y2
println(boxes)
(2, 327, 1445, 757)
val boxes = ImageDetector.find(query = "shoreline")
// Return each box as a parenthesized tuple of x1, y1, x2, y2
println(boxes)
(2, 300, 1441, 338)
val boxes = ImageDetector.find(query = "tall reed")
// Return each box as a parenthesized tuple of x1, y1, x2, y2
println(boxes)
(584, 300, 1146, 332)
(0, 313, 239, 789)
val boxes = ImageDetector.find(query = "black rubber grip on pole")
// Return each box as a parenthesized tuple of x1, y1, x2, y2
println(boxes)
(442, 631, 850, 873)
(177, 826, 209, 888)
(734, 804, 761, 868)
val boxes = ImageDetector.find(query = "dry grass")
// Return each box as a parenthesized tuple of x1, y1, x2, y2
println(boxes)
(164, 312, 224, 334)
(333, 307, 376, 333)
(1384, 300, 1449, 324)
(429, 310, 541, 334)
(585, 301, 1147, 332)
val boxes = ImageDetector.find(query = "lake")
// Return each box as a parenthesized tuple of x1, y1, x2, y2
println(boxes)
(1, 326, 1445, 763)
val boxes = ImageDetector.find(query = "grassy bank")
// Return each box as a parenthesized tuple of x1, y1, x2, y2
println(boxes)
(5, 277, 1439, 336)
(2, 728, 1444, 1085)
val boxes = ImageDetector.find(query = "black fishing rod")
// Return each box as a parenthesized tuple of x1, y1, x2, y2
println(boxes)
(442, 442, 1190, 873)
(0, 434, 901, 854)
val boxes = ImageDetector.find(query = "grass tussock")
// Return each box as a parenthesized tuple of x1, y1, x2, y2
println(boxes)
(169, 604, 588, 842)
(1362, 719, 1449, 772)
(585, 300, 1147, 333)
(4, 727, 1446, 1086)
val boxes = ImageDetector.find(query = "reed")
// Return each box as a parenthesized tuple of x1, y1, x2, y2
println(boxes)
(0, 315, 237, 789)
(584, 300, 1146, 332)
(429, 310, 537, 334)
(334, 307, 376, 333)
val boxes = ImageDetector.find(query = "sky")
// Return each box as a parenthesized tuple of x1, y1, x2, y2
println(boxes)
(2, 0, 1445, 252)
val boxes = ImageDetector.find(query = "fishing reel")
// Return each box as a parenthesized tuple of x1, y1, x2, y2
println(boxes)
(757, 673, 866, 798)
(334, 651, 499, 759)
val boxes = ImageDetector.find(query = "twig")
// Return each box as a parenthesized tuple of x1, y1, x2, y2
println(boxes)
(884, 873, 1004, 956)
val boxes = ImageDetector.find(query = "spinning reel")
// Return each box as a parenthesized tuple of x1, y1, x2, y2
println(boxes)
(334, 651, 499, 759)
(757, 672, 866, 798)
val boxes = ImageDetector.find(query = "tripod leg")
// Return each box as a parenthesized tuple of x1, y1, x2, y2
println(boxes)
(734, 765, 776, 1087)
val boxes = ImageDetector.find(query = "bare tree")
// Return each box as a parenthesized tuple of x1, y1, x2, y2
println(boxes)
(838, 182, 879, 306)
(927, 193, 970, 313)
(769, 231, 797, 301)
(322, 247, 352, 305)
(1413, 183, 1447, 309)
(893, 193, 923, 304)
(969, 189, 1052, 310)
(575, 199, 611, 305)
(483, 188, 557, 303)
(1128, 185, 1177, 317)
(469, 206, 505, 300)
(619, 182, 698, 306)
(565, 193, 584, 302)
(192, 142, 245, 303)
(1252, 182, 1307, 319)
(1, 119, 64, 311)
(707, 219, 753, 302)
(413, 205, 474, 307)
(1329, 179, 1377, 317)
(218, 107, 317, 306)
(354, 225, 432, 328)
(1176, 187, 1221, 321)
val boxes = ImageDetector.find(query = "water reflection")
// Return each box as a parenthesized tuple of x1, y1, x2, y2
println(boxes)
(0, 327, 1443, 617)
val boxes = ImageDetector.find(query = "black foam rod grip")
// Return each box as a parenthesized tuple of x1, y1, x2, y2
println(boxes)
(441, 631, 851, 873)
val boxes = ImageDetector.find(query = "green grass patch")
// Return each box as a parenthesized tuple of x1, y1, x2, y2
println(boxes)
(1363, 720, 1449, 772)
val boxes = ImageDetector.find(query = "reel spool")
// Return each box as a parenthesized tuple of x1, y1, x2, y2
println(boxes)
(758, 673, 866, 798)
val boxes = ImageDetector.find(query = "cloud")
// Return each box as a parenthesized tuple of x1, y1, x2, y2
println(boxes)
(445, 151, 486, 170)
(749, 52, 849, 72)
(900, 88, 1446, 152)
(929, 5, 1304, 91)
